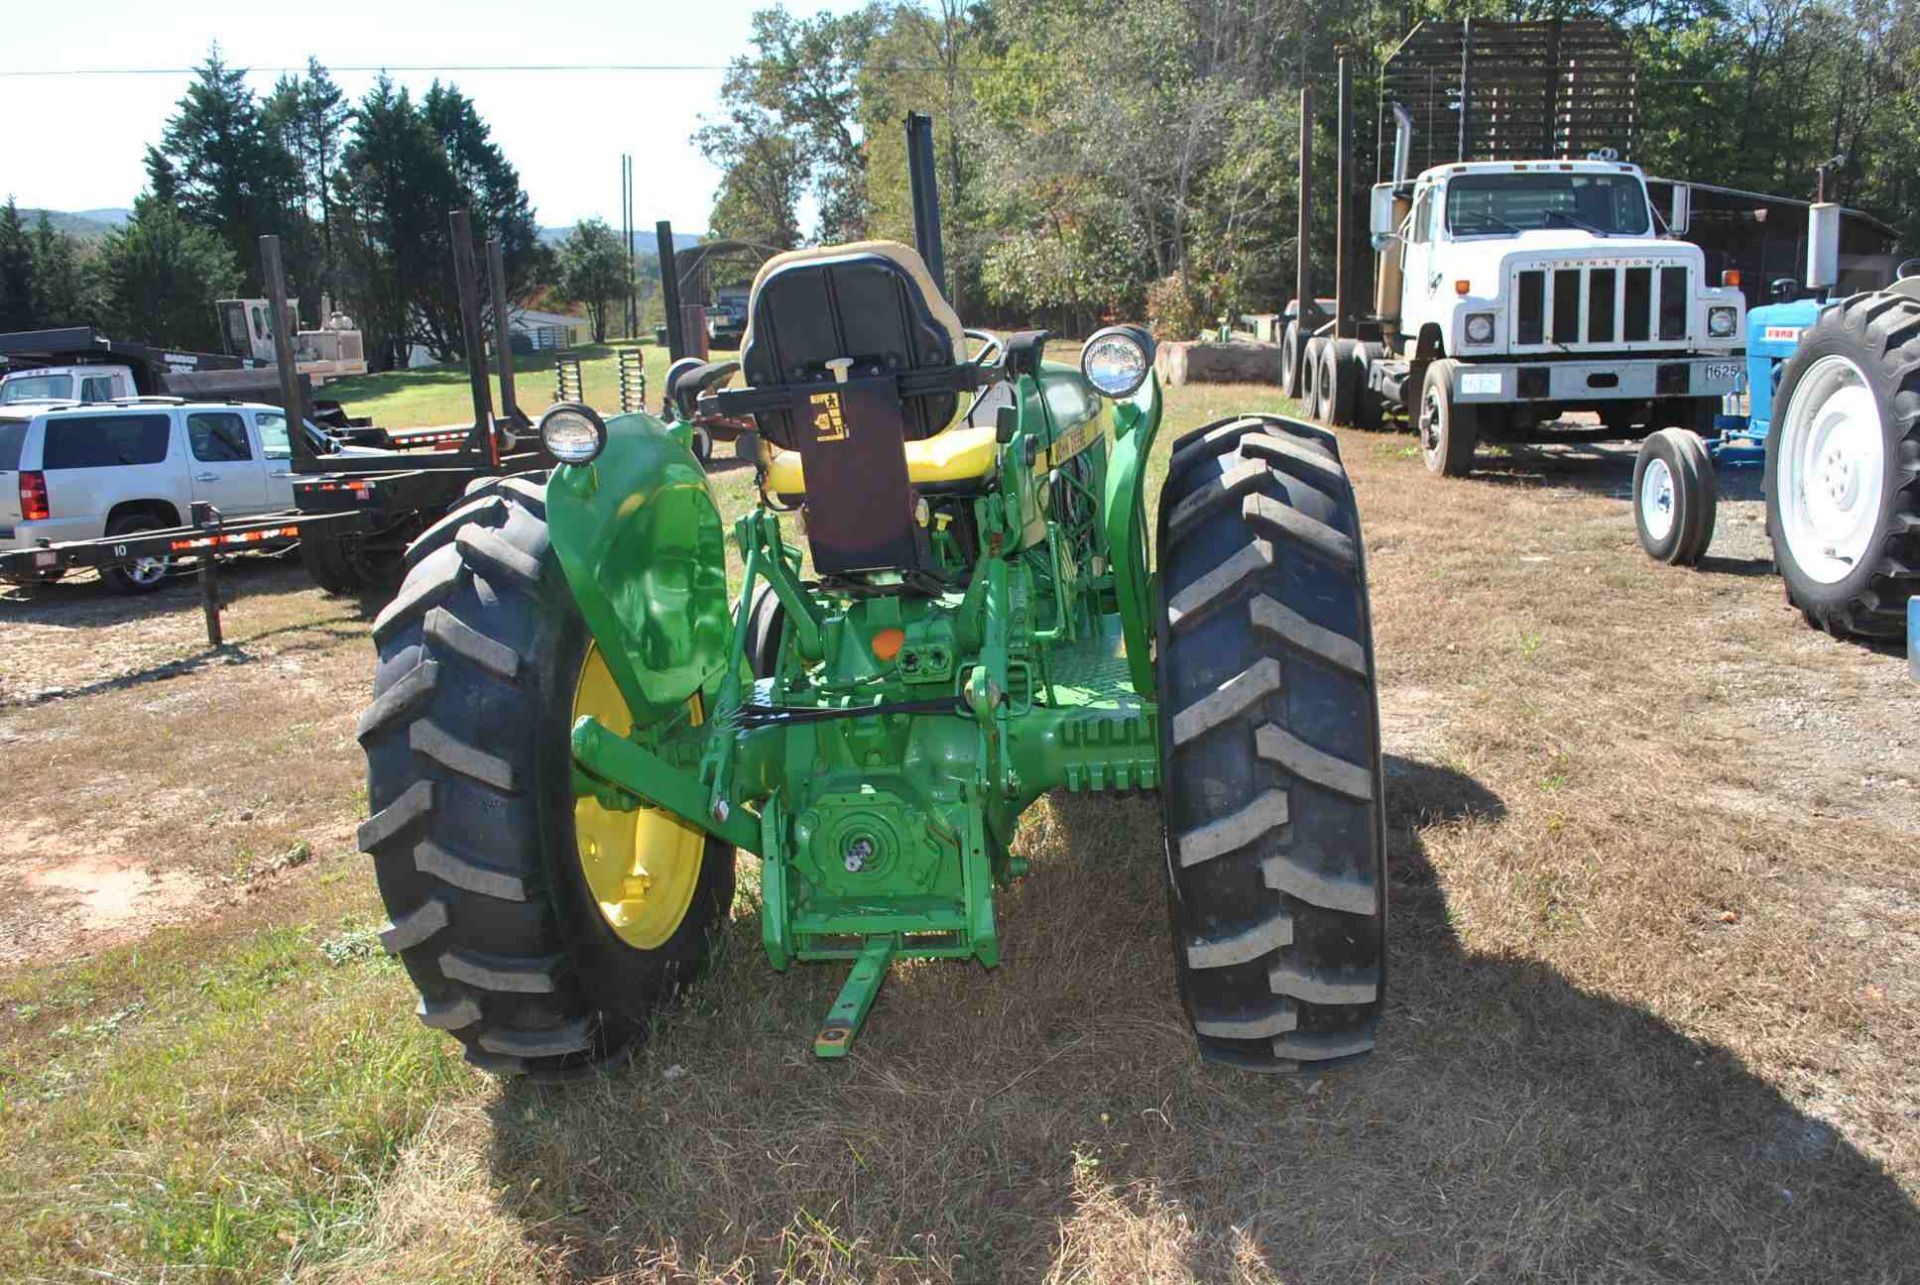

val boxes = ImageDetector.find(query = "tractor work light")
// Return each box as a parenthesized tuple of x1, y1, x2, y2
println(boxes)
(540, 402, 607, 464)
(1464, 312, 1496, 344)
(1708, 306, 1739, 339)
(1080, 326, 1155, 399)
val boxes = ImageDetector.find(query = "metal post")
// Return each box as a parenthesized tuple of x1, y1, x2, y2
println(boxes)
(449, 210, 497, 466)
(1457, 16, 1474, 162)
(192, 501, 222, 649)
(1296, 86, 1316, 331)
(624, 154, 637, 339)
(905, 111, 947, 298)
(658, 221, 686, 360)
(1335, 58, 1353, 339)
(1545, 17, 1563, 157)
(487, 236, 526, 433)
(259, 236, 313, 474)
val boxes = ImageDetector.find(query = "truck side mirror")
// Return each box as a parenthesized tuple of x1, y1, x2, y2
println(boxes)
(1668, 184, 1691, 236)
(1368, 185, 1396, 238)
(1369, 184, 1402, 253)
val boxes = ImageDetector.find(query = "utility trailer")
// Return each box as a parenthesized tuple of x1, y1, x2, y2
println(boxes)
(1284, 21, 1747, 476)
(0, 211, 549, 630)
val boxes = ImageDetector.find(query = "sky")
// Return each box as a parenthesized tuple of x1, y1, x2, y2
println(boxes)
(0, 0, 862, 233)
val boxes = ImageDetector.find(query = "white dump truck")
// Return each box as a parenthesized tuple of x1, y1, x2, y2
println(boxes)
(1296, 153, 1748, 476)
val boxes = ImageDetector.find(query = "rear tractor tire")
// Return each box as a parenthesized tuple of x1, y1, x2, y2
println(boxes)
(358, 478, 735, 1077)
(1154, 414, 1386, 1072)
(1764, 292, 1920, 639)
(1634, 428, 1717, 565)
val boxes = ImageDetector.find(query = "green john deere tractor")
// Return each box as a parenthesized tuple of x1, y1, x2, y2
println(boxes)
(358, 183, 1384, 1075)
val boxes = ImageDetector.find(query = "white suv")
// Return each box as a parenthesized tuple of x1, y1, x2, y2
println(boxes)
(0, 399, 345, 593)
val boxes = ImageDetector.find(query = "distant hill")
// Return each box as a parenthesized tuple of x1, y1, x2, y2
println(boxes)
(537, 224, 705, 254)
(19, 208, 132, 240)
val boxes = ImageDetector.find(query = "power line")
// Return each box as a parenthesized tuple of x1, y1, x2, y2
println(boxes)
(0, 61, 984, 78)
(0, 63, 738, 78)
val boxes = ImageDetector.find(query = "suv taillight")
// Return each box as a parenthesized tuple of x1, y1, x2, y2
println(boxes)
(20, 470, 49, 521)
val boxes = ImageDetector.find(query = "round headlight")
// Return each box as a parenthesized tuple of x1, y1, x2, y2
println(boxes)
(1708, 306, 1738, 338)
(539, 403, 606, 464)
(1080, 326, 1154, 399)
(1465, 312, 1495, 344)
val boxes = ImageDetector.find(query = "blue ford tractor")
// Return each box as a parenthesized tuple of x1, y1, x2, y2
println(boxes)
(1634, 208, 1919, 645)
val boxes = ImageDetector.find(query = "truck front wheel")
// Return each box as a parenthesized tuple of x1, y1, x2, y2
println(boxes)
(1417, 359, 1478, 477)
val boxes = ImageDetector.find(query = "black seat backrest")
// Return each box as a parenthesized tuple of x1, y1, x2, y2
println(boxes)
(740, 242, 963, 450)
(735, 242, 968, 578)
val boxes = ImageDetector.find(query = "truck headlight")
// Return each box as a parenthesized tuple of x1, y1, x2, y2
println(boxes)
(539, 402, 607, 464)
(1708, 306, 1738, 339)
(1464, 312, 1495, 345)
(1080, 325, 1155, 398)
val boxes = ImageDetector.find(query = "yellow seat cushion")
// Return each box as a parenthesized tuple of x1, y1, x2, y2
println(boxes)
(765, 425, 1000, 495)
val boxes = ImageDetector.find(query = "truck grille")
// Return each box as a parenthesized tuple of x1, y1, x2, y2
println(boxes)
(1511, 262, 1690, 350)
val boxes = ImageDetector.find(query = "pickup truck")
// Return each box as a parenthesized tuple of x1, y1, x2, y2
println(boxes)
(0, 364, 137, 406)
(0, 398, 370, 593)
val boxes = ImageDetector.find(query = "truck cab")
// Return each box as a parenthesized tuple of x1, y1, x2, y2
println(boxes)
(214, 298, 368, 384)
(1372, 160, 1746, 434)
(706, 285, 751, 348)
(0, 364, 138, 408)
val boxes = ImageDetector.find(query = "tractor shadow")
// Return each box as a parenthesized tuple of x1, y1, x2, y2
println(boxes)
(482, 756, 1918, 1280)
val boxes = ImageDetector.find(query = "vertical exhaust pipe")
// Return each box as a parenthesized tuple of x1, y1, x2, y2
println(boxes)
(1391, 102, 1414, 186)
(905, 112, 947, 300)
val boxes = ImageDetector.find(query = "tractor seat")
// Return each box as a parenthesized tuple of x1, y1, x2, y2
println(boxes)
(764, 424, 999, 495)
(722, 239, 993, 574)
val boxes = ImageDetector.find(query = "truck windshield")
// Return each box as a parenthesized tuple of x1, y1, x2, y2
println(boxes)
(1446, 173, 1650, 237)
(0, 374, 75, 404)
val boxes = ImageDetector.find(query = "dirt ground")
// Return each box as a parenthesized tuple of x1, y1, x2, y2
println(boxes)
(1, 409, 1916, 1282)
(0, 560, 369, 965)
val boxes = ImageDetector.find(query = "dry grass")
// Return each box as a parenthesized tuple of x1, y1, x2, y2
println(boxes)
(0, 378, 1915, 1282)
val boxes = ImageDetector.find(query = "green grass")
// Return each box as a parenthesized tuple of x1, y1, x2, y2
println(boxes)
(325, 339, 682, 431)
(0, 891, 468, 1279)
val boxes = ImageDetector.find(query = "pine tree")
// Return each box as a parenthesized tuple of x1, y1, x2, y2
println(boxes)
(29, 212, 93, 327)
(150, 45, 303, 291)
(96, 196, 239, 349)
(265, 56, 350, 299)
(0, 199, 34, 331)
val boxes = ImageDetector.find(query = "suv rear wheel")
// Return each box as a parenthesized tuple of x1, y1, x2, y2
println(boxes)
(103, 511, 173, 594)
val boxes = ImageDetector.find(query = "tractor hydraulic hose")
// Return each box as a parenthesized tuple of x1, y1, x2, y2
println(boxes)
(733, 697, 966, 728)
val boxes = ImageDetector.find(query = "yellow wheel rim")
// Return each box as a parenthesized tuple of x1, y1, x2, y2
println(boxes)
(571, 643, 708, 950)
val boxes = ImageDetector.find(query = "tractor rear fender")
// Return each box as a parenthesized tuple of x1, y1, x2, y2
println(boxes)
(547, 410, 734, 727)
(1101, 373, 1165, 697)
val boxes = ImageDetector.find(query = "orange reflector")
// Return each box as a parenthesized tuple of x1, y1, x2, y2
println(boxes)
(871, 628, 905, 662)
(1721, 270, 1742, 288)
(1454, 280, 1471, 296)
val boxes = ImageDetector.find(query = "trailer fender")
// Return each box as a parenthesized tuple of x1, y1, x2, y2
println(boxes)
(546, 410, 733, 724)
